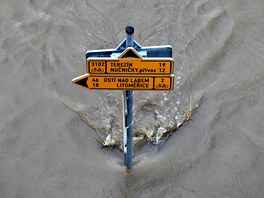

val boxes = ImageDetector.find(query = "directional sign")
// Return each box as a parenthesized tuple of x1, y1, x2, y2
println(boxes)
(86, 48, 174, 75)
(72, 74, 174, 91)
(87, 58, 173, 75)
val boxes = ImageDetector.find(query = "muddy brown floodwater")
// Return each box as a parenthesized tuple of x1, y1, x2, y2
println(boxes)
(1, 0, 264, 197)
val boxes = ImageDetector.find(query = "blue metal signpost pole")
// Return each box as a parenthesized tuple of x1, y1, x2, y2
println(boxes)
(123, 26, 134, 168)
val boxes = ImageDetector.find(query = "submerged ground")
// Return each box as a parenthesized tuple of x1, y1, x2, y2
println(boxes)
(1, 0, 264, 197)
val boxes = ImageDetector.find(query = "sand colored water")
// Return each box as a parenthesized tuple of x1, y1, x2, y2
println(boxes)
(1, 0, 264, 197)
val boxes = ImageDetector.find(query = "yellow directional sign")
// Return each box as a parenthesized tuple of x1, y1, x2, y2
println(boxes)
(87, 59, 173, 75)
(72, 74, 174, 91)
(86, 48, 174, 75)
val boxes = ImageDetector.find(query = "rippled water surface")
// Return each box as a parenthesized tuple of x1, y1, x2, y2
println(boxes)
(1, 0, 264, 197)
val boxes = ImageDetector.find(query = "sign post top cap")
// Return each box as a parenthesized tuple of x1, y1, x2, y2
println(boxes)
(126, 26, 134, 35)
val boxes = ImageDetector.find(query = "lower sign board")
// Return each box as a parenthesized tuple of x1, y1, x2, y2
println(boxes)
(72, 74, 174, 90)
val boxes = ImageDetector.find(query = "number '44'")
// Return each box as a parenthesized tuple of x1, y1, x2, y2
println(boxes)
(92, 78, 99, 82)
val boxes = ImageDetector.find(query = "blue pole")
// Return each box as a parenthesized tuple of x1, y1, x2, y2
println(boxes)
(124, 26, 134, 168)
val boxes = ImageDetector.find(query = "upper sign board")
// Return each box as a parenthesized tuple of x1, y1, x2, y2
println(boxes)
(86, 48, 174, 75)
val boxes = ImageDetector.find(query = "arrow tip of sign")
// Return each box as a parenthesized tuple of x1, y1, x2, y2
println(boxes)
(72, 74, 89, 89)
(119, 47, 141, 59)
(126, 26, 134, 35)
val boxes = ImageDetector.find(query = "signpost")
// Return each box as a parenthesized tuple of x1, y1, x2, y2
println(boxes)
(72, 26, 174, 168)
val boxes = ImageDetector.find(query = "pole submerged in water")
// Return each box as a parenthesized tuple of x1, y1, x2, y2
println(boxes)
(123, 26, 134, 168)
(73, 24, 175, 169)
